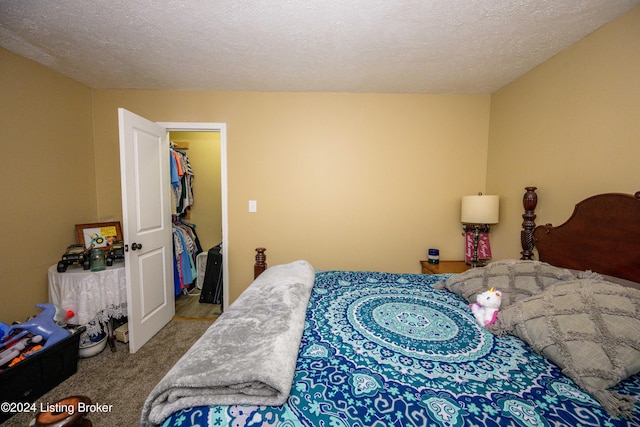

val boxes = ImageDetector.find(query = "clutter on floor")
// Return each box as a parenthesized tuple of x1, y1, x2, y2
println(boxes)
(78, 332, 107, 358)
(0, 304, 84, 423)
(115, 323, 129, 343)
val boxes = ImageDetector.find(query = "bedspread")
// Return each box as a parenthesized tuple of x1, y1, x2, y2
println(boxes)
(159, 270, 640, 427)
(142, 260, 315, 426)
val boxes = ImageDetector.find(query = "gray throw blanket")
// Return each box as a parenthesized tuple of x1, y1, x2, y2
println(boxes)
(141, 260, 316, 426)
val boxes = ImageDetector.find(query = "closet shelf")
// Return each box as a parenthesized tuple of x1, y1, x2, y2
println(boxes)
(172, 141, 189, 150)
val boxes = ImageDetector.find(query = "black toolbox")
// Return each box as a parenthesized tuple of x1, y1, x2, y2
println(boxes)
(0, 327, 83, 423)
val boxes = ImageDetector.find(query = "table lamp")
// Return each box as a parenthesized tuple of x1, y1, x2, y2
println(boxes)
(461, 193, 499, 267)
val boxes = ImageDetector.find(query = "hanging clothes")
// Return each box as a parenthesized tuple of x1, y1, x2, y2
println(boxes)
(172, 216, 203, 295)
(169, 143, 201, 295)
(169, 145, 195, 214)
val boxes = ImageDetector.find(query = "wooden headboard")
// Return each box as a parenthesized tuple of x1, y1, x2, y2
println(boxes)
(520, 187, 640, 283)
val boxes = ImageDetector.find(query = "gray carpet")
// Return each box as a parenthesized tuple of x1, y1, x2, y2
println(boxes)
(2, 319, 214, 426)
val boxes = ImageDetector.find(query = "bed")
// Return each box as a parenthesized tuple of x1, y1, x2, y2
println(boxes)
(142, 187, 640, 427)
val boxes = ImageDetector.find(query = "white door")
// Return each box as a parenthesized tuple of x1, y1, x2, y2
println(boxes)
(118, 108, 174, 353)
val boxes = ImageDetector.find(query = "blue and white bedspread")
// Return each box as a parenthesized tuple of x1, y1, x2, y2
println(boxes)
(160, 271, 640, 427)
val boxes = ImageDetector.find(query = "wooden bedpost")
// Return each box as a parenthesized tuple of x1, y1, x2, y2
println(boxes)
(254, 247, 267, 279)
(520, 187, 538, 260)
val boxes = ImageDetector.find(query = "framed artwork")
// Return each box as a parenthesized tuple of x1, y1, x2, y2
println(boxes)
(75, 222, 123, 250)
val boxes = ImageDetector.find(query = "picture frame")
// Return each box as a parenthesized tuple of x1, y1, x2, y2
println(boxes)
(75, 222, 123, 250)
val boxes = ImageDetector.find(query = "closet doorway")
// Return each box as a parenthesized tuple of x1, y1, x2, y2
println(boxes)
(170, 130, 223, 319)
(159, 122, 229, 319)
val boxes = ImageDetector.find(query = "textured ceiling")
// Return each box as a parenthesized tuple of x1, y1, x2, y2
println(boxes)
(1, 1, 638, 93)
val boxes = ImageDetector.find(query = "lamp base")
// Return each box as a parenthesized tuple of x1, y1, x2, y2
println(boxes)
(466, 260, 489, 268)
(462, 223, 492, 268)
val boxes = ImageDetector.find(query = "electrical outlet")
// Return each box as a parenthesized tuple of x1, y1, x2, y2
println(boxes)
(248, 200, 257, 213)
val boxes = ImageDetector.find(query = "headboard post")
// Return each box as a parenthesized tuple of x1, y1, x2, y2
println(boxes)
(254, 247, 267, 279)
(520, 186, 538, 260)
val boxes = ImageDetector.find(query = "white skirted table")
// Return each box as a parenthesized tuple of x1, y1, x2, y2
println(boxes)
(48, 263, 127, 350)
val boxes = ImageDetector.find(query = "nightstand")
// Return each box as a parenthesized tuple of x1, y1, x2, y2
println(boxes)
(420, 260, 470, 275)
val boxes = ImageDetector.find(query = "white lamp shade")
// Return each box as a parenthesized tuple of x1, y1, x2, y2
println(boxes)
(461, 195, 499, 224)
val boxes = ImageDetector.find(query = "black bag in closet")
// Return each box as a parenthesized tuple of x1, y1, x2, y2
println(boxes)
(199, 243, 223, 306)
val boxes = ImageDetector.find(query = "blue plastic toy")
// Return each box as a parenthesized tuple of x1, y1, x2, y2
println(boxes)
(0, 304, 70, 351)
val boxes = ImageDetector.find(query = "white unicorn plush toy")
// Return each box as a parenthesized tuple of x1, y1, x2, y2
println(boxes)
(469, 287, 502, 327)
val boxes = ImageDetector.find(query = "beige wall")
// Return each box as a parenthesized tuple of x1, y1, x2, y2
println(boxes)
(91, 91, 490, 302)
(486, 5, 640, 261)
(169, 131, 223, 251)
(0, 48, 96, 323)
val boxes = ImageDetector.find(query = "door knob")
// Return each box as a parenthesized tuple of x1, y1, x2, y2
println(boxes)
(131, 243, 142, 250)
